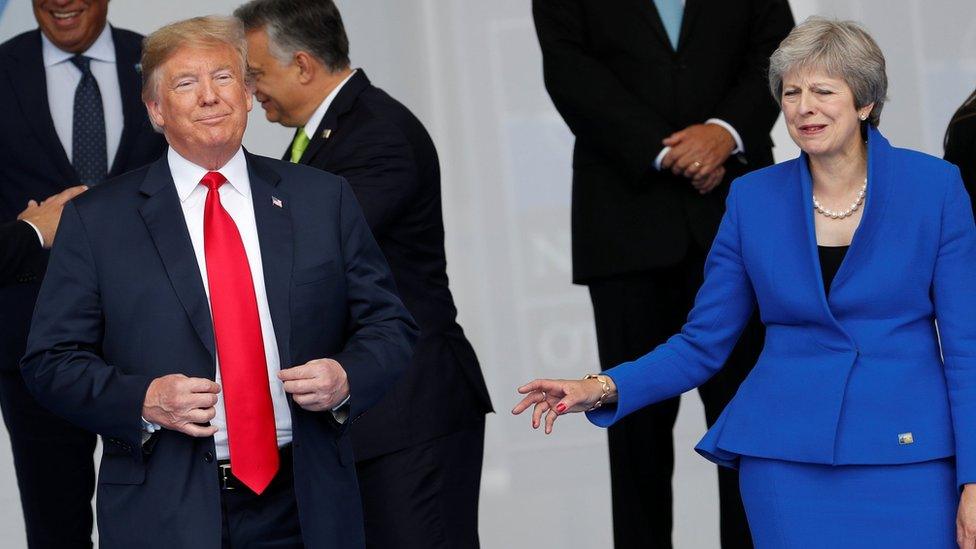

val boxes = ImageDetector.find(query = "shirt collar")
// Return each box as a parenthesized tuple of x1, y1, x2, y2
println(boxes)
(41, 23, 116, 67)
(303, 69, 357, 140)
(168, 146, 250, 203)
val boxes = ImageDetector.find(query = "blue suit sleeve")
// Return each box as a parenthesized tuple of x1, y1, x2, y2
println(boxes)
(20, 202, 154, 461)
(588, 182, 757, 427)
(931, 167, 976, 488)
(329, 178, 419, 425)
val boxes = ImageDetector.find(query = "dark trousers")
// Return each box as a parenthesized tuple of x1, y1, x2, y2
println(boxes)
(355, 420, 485, 549)
(588, 247, 763, 549)
(0, 368, 95, 549)
(220, 447, 303, 549)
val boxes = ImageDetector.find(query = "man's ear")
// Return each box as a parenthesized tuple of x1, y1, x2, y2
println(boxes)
(145, 100, 165, 130)
(294, 52, 317, 85)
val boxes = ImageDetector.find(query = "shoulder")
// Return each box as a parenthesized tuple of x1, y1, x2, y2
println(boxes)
(0, 30, 39, 60)
(248, 153, 346, 195)
(74, 163, 155, 208)
(887, 146, 962, 192)
(347, 86, 432, 152)
(109, 26, 146, 59)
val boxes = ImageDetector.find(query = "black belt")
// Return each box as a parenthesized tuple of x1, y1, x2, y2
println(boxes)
(217, 444, 293, 491)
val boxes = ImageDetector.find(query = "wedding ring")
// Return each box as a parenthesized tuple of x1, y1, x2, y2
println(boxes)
(692, 161, 702, 169)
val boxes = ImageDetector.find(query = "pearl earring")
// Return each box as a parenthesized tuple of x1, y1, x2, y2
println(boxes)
(859, 113, 868, 121)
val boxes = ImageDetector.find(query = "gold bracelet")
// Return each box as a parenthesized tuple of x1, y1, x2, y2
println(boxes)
(582, 374, 611, 411)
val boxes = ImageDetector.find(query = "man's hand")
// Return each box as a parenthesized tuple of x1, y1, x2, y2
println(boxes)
(142, 374, 221, 437)
(660, 124, 735, 181)
(278, 358, 349, 412)
(17, 185, 88, 248)
(690, 165, 726, 195)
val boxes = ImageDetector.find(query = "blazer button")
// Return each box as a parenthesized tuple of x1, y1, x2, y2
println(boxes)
(204, 451, 214, 463)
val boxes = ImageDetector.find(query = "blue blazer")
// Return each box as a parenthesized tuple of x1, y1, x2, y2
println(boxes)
(589, 127, 976, 486)
(20, 152, 418, 548)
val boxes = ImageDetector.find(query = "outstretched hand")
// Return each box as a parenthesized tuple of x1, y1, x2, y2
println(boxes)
(511, 376, 615, 434)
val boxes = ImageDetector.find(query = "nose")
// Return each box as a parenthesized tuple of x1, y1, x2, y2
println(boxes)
(796, 91, 816, 116)
(198, 78, 220, 106)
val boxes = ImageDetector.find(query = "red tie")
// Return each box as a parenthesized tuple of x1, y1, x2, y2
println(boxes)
(200, 171, 278, 494)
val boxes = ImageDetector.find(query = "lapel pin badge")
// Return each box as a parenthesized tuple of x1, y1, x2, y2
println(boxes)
(898, 432, 914, 445)
(322, 129, 332, 139)
(272, 196, 283, 208)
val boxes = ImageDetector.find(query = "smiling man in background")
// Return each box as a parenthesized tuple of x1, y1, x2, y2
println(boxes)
(0, 1, 165, 546)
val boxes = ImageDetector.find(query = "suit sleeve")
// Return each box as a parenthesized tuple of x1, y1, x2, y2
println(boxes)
(330, 178, 419, 424)
(588, 181, 756, 426)
(930, 167, 976, 487)
(331, 123, 420, 238)
(20, 202, 154, 461)
(532, 0, 677, 181)
(709, 0, 794, 158)
(943, 115, 976, 221)
(0, 220, 44, 288)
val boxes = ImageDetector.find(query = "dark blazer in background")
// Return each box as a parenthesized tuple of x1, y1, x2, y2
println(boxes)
(534, 1, 794, 548)
(0, 221, 43, 288)
(21, 153, 417, 548)
(0, 26, 166, 549)
(944, 90, 976, 218)
(290, 69, 492, 548)
(291, 70, 492, 461)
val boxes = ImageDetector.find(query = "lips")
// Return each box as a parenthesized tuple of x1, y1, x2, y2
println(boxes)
(798, 124, 827, 135)
(52, 10, 82, 19)
(196, 113, 231, 124)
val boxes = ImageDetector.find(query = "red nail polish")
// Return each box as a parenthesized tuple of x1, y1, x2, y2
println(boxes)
(556, 403, 566, 413)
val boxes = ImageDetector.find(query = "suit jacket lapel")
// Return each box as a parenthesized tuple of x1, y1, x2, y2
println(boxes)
(108, 26, 146, 177)
(829, 127, 893, 291)
(245, 152, 293, 367)
(299, 69, 371, 166)
(6, 30, 75, 185)
(138, 157, 216, 366)
(636, 0, 676, 52)
(677, 0, 704, 52)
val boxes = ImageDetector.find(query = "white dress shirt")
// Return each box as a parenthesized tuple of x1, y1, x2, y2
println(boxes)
(42, 24, 123, 169)
(301, 69, 357, 139)
(169, 147, 292, 460)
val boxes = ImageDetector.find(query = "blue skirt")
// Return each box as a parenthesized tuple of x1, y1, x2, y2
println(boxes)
(738, 456, 957, 548)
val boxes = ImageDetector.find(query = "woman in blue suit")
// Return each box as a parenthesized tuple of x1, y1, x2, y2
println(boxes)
(514, 17, 976, 548)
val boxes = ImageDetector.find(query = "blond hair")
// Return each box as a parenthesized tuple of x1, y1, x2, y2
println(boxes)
(140, 16, 248, 102)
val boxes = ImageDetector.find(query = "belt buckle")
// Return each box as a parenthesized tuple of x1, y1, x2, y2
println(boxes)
(219, 463, 235, 491)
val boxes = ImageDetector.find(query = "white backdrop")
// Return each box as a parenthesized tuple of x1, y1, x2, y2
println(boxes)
(0, 1, 974, 547)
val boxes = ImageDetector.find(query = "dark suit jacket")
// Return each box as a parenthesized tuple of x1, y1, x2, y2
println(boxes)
(0, 221, 43, 287)
(532, 0, 794, 283)
(290, 70, 492, 461)
(21, 152, 418, 548)
(944, 91, 976, 219)
(0, 26, 166, 372)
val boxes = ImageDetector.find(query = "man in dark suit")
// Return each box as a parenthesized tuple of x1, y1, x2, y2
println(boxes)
(533, 1, 793, 547)
(1, 185, 86, 287)
(235, 1, 493, 547)
(21, 15, 417, 548)
(0, 1, 166, 546)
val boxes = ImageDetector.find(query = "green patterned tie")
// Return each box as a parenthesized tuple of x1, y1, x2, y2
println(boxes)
(289, 127, 310, 163)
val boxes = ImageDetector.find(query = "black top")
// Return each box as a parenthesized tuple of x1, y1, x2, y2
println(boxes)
(818, 245, 849, 296)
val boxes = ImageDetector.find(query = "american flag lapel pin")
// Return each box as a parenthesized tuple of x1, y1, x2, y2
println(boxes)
(272, 196, 283, 208)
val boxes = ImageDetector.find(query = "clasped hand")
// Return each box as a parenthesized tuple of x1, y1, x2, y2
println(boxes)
(660, 124, 735, 195)
(511, 377, 613, 434)
(277, 358, 349, 412)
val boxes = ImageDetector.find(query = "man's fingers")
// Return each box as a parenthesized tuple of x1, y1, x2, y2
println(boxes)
(186, 392, 219, 409)
(187, 377, 221, 393)
(278, 363, 317, 381)
(282, 378, 322, 395)
(180, 423, 218, 438)
(184, 407, 217, 424)
(56, 185, 89, 203)
(662, 129, 685, 146)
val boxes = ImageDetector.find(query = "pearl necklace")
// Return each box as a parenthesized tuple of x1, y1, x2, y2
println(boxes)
(813, 178, 867, 220)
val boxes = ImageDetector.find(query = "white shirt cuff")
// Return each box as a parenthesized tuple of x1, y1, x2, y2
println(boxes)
(654, 147, 671, 171)
(331, 394, 351, 424)
(21, 220, 44, 248)
(705, 118, 744, 154)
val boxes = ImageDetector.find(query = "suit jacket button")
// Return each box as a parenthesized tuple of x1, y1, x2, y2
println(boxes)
(204, 451, 214, 463)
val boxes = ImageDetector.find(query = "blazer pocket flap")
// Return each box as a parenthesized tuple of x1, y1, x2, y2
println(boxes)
(293, 261, 338, 286)
(98, 453, 146, 485)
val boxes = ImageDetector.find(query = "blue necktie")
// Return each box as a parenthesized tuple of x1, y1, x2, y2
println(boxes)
(654, 0, 684, 50)
(69, 55, 107, 186)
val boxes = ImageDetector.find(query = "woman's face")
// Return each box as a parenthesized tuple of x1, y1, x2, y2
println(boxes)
(781, 68, 872, 160)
